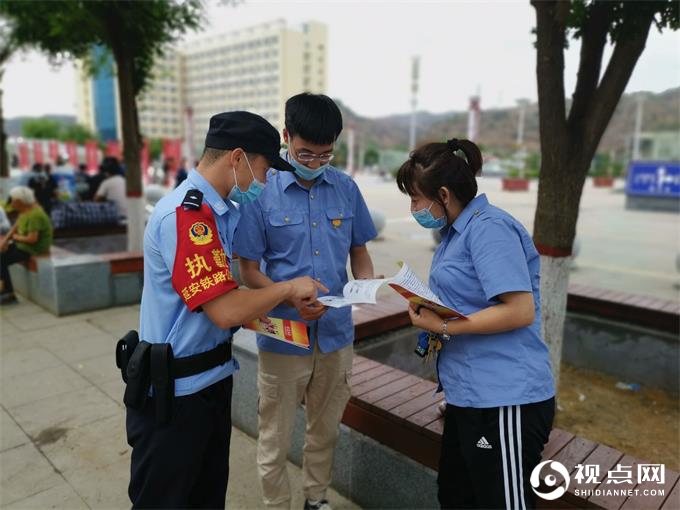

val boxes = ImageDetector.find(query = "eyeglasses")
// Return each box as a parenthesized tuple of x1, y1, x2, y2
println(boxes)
(291, 147, 334, 164)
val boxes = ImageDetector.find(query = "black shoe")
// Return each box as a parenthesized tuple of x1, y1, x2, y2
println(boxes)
(0, 293, 18, 305)
(304, 500, 332, 510)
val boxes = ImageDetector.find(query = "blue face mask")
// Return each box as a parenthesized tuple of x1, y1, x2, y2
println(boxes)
(227, 155, 265, 205)
(288, 151, 330, 181)
(412, 202, 447, 229)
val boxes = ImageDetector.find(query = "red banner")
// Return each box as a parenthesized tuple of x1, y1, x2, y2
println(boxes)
(48, 140, 59, 161)
(66, 142, 78, 167)
(33, 141, 44, 164)
(105, 140, 122, 159)
(141, 139, 150, 184)
(18, 143, 29, 169)
(85, 140, 100, 173)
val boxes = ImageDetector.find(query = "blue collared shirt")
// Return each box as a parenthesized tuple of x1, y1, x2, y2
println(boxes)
(233, 165, 377, 355)
(140, 169, 240, 396)
(430, 193, 555, 408)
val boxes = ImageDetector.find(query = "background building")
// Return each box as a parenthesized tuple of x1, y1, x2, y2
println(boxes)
(75, 46, 121, 142)
(75, 19, 328, 156)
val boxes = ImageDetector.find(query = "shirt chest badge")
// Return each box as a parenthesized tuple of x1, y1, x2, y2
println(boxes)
(332, 219, 342, 228)
(189, 222, 214, 246)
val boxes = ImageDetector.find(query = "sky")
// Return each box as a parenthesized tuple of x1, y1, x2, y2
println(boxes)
(3, 0, 679, 119)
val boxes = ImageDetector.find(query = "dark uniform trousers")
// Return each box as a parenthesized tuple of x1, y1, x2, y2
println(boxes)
(126, 376, 233, 509)
(438, 397, 555, 510)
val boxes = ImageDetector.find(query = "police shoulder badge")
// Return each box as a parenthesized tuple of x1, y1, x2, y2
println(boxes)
(189, 221, 213, 245)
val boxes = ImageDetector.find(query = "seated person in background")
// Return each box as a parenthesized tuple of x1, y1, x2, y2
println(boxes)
(0, 206, 10, 235)
(175, 157, 189, 188)
(87, 165, 106, 201)
(0, 186, 54, 305)
(19, 162, 43, 186)
(75, 163, 91, 201)
(28, 163, 58, 215)
(94, 157, 127, 219)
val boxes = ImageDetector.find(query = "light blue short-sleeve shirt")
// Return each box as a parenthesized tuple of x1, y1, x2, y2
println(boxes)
(139, 170, 240, 396)
(430, 193, 555, 408)
(233, 163, 378, 355)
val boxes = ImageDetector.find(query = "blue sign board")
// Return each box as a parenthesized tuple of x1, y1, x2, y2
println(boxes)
(625, 161, 680, 198)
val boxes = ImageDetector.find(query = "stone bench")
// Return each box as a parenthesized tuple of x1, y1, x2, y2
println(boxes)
(53, 223, 127, 239)
(10, 248, 143, 315)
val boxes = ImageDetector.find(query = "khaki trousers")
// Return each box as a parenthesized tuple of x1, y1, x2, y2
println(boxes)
(256, 343, 353, 509)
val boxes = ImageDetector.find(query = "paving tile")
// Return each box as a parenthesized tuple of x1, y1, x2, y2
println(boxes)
(0, 301, 46, 321)
(97, 379, 125, 407)
(1, 365, 90, 409)
(0, 408, 29, 452)
(74, 305, 137, 323)
(4, 312, 83, 333)
(0, 335, 35, 357)
(40, 414, 129, 475)
(4, 482, 88, 509)
(1, 347, 64, 379)
(19, 321, 104, 346)
(0, 318, 22, 338)
(85, 309, 139, 337)
(63, 457, 131, 510)
(0, 443, 63, 506)
(12, 386, 120, 439)
(40, 331, 118, 364)
(71, 353, 121, 387)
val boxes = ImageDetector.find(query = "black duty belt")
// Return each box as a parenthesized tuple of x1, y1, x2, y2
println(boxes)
(115, 330, 232, 424)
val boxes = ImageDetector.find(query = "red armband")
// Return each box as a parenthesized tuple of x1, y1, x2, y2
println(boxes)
(172, 203, 238, 311)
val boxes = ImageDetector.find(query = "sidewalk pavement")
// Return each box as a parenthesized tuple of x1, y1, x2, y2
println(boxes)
(0, 300, 359, 509)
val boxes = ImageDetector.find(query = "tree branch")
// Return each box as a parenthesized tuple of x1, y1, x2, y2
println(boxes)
(567, 1, 611, 130)
(579, 14, 654, 166)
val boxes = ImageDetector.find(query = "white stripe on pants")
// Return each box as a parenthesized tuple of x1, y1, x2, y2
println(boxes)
(499, 405, 527, 510)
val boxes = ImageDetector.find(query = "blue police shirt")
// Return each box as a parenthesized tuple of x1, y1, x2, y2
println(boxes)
(140, 169, 240, 396)
(232, 164, 377, 355)
(430, 193, 555, 408)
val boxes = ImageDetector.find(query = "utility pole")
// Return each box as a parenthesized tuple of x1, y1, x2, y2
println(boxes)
(347, 126, 355, 175)
(632, 94, 644, 161)
(467, 94, 481, 142)
(409, 56, 420, 151)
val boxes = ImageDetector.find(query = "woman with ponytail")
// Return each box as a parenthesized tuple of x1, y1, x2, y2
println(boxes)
(397, 139, 555, 510)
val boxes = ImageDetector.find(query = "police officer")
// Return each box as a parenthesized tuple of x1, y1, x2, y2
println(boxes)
(397, 138, 555, 509)
(125, 111, 327, 509)
(234, 93, 378, 510)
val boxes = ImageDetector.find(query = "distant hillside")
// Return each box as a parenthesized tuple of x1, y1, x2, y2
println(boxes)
(336, 87, 680, 155)
(5, 115, 77, 137)
(6, 87, 676, 158)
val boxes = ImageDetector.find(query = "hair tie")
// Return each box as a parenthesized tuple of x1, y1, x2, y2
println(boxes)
(446, 138, 460, 152)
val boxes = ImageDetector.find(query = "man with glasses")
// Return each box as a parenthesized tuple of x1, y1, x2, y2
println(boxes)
(233, 93, 378, 510)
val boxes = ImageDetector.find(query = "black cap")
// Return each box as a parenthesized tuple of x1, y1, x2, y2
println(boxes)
(204, 111, 294, 172)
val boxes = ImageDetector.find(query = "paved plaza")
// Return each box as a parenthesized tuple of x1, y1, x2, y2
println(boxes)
(0, 302, 358, 509)
(357, 175, 679, 302)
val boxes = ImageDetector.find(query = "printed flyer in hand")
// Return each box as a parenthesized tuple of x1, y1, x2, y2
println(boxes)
(243, 316, 310, 349)
(318, 262, 466, 319)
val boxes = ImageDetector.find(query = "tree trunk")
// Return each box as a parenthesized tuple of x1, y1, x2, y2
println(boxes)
(532, 0, 656, 390)
(0, 47, 11, 184)
(539, 255, 571, 386)
(113, 48, 144, 252)
(534, 157, 587, 387)
(0, 76, 10, 201)
(0, 83, 8, 178)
